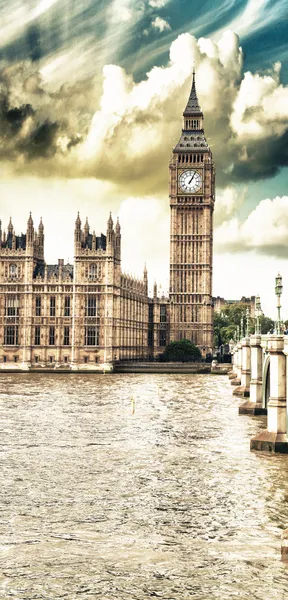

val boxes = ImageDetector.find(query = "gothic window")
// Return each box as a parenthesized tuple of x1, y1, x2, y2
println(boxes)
(5, 296, 19, 317)
(85, 326, 99, 346)
(35, 296, 41, 316)
(160, 305, 167, 323)
(50, 296, 56, 317)
(4, 326, 19, 346)
(159, 330, 166, 347)
(34, 326, 41, 346)
(64, 296, 70, 317)
(9, 264, 18, 278)
(89, 264, 97, 281)
(86, 296, 98, 317)
(49, 326, 55, 345)
(63, 327, 70, 346)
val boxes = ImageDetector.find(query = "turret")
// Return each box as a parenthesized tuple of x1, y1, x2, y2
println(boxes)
(143, 263, 148, 293)
(38, 218, 44, 259)
(26, 212, 34, 250)
(7, 217, 13, 236)
(74, 212, 81, 248)
(106, 212, 114, 247)
(153, 281, 158, 300)
(115, 217, 121, 258)
(92, 230, 96, 251)
(84, 217, 90, 241)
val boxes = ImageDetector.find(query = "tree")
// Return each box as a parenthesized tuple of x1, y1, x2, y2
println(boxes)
(160, 339, 202, 362)
(213, 302, 274, 347)
(259, 315, 274, 334)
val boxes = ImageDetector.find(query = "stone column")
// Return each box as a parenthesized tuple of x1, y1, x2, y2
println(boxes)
(231, 341, 242, 386)
(233, 339, 248, 396)
(239, 334, 266, 414)
(229, 348, 237, 380)
(251, 335, 288, 453)
(240, 337, 251, 394)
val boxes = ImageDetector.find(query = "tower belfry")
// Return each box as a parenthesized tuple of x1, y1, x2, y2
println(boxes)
(169, 70, 215, 355)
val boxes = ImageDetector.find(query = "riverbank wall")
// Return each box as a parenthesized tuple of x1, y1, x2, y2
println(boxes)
(0, 362, 232, 375)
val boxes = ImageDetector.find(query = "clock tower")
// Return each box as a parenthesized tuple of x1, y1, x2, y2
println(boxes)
(169, 70, 215, 355)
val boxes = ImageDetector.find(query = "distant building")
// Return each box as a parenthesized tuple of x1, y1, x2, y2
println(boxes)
(213, 296, 256, 318)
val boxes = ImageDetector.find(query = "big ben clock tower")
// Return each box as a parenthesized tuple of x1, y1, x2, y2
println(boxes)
(169, 70, 215, 355)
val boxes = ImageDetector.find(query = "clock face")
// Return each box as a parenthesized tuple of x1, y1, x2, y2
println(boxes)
(179, 170, 202, 193)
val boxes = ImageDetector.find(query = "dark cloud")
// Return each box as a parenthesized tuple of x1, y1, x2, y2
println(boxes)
(230, 130, 288, 182)
(26, 24, 42, 62)
(0, 100, 34, 136)
(20, 120, 59, 159)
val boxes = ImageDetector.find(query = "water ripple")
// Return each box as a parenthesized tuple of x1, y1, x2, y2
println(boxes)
(0, 373, 288, 599)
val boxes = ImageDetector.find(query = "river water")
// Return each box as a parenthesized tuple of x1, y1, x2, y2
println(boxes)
(1, 373, 288, 599)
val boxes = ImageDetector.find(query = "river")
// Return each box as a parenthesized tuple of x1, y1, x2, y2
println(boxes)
(1, 373, 288, 599)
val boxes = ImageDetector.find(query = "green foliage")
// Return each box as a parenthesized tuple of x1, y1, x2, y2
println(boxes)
(160, 339, 202, 362)
(259, 315, 274, 334)
(213, 302, 274, 347)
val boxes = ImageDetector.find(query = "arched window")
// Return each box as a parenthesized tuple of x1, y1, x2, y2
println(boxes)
(9, 264, 18, 278)
(89, 264, 97, 280)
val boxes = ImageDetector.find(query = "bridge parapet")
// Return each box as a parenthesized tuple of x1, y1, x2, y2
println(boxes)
(250, 335, 288, 453)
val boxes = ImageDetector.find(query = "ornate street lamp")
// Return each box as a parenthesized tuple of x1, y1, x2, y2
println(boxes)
(255, 295, 261, 335)
(245, 306, 250, 337)
(275, 273, 283, 335)
(240, 314, 244, 339)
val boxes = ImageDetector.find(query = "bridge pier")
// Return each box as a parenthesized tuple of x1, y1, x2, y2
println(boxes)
(231, 341, 242, 386)
(239, 334, 266, 415)
(233, 338, 250, 397)
(229, 349, 237, 380)
(251, 335, 288, 453)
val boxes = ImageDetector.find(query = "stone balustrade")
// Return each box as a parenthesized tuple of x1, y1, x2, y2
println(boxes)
(229, 333, 288, 453)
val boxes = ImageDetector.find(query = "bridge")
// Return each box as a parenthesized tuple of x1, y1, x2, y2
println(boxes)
(230, 332, 288, 453)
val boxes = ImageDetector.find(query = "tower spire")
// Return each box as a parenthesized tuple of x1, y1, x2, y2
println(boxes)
(183, 69, 202, 117)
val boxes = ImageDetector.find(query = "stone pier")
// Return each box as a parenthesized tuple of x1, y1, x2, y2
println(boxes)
(231, 340, 242, 386)
(239, 334, 266, 415)
(233, 338, 251, 397)
(229, 349, 237, 380)
(251, 335, 288, 453)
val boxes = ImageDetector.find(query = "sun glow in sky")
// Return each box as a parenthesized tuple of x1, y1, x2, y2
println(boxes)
(0, 0, 288, 317)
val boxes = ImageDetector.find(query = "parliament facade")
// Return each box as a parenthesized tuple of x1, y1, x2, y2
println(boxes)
(0, 72, 215, 370)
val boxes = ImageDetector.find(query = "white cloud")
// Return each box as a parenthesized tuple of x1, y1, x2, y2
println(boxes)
(149, 0, 170, 7)
(214, 187, 246, 226)
(215, 196, 288, 255)
(32, 0, 60, 19)
(108, 0, 134, 23)
(230, 68, 288, 139)
(214, 0, 287, 39)
(151, 16, 171, 32)
(2, 29, 288, 190)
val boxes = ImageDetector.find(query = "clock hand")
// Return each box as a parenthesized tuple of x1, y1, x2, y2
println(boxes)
(188, 173, 195, 185)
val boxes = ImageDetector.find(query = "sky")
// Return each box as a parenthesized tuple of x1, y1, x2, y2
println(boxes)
(0, 0, 288, 318)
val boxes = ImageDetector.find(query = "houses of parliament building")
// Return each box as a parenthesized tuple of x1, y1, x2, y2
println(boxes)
(0, 72, 215, 370)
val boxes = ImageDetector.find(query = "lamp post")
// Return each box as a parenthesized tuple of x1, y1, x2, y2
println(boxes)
(255, 295, 261, 335)
(245, 306, 250, 337)
(240, 314, 244, 340)
(236, 325, 239, 342)
(275, 273, 283, 335)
